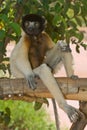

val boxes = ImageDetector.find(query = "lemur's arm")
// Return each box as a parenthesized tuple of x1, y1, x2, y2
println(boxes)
(11, 33, 37, 89)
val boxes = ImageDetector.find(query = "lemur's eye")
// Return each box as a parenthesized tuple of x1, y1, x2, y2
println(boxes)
(25, 21, 29, 27)
(34, 22, 40, 28)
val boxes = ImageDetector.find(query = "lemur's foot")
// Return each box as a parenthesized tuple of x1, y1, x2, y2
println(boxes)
(64, 105, 84, 123)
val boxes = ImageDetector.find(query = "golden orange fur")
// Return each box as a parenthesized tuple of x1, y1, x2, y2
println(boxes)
(24, 32, 54, 68)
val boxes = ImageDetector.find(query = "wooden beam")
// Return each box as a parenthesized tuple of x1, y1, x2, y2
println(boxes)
(0, 77, 87, 101)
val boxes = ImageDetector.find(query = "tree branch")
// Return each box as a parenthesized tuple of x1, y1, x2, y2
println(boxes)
(0, 77, 87, 101)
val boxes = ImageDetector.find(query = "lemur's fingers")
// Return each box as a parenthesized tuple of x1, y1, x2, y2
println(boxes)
(27, 74, 37, 90)
(65, 105, 84, 123)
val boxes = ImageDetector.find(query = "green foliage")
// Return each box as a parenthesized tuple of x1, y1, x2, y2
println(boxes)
(0, 100, 56, 130)
(0, 107, 11, 125)
(0, 12, 21, 73)
(9, 22, 21, 37)
(0, 0, 87, 41)
(0, 0, 87, 73)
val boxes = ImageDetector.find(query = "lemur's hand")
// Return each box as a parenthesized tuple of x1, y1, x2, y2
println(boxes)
(70, 75, 78, 80)
(26, 73, 38, 90)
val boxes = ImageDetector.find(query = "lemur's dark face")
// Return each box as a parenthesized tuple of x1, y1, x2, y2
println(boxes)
(24, 21, 40, 35)
(22, 14, 46, 36)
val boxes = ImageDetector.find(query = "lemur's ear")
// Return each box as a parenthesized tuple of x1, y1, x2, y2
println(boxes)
(42, 15, 47, 28)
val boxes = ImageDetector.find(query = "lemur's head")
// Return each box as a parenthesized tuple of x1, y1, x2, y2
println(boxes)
(22, 14, 46, 36)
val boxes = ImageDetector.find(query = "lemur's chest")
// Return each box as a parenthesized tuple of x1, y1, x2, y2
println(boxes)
(29, 38, 48, 68)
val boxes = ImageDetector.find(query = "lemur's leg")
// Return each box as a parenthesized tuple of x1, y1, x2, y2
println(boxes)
(44, 42, 62, 70)
(33, 64, 82, 123)
(34, 41, 82, 122)
(44, 41, 74, 76)
(45, 41, 78, 78)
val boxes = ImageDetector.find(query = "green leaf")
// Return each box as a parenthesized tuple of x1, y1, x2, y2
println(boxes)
(34, 98, 49, 110)
(9, 22, 21, 36)
(0, 111, 4, 123)
(68, 29, 75, 36)
(73, 4, 80, 15)
(57, 0, 64, 4)
(55, 2, 62, 13)
(67, 8, 74, 18)
(82, 16, 87, 26)
(0, 30, 6, 40)
(34, 102, 43, 111)
(68, 21, 77, 28)
(75, 32, 84, 42)
(0, 63, 7, 73)
(17, 0, 23, 4)
(75, 16, 82, 26)
(81, 43, 87, 50)
(3, 57, 9, 61)
(4, 114, 10, 125)
(76, 45, 80, 53)
(5, 107, 11, 116)
(53, 14, 61, 25)
(41, 0, 49, 10)
(81, 4, 87, 15)
(8, 34, 18, 41)
(43, 98, 49, 106)
(0, 42, 4, 50)
(0, 14, 9, 23)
